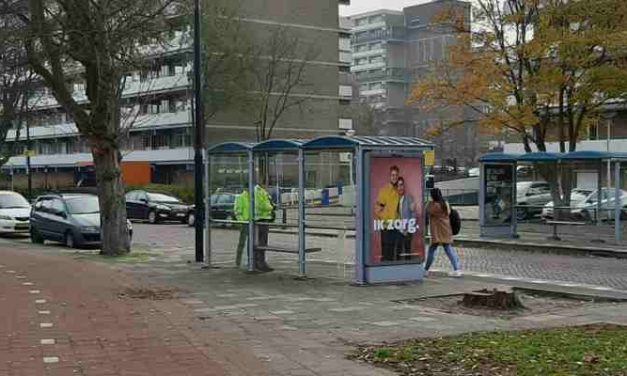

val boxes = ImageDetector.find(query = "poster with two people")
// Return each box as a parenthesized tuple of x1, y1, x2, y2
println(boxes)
(370, 155, 425, 264)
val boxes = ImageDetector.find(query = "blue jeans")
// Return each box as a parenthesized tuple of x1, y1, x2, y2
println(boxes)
(424, 243, 459, 271)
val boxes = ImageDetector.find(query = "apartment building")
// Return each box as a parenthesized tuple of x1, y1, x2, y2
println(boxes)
(347, 0, 482, 167)
(3, 0, 352, 187)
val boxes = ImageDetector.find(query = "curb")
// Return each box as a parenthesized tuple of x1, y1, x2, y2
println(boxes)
(454, 238, 627, 259)
(267, 229, 627, 258)
(429, 269, 627, 302)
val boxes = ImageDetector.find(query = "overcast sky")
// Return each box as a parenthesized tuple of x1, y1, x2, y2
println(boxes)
(340, 0, 430, 16)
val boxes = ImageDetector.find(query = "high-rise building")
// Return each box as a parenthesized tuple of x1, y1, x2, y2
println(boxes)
(347, 0, 481, 167)
(2, 0, 352, 187)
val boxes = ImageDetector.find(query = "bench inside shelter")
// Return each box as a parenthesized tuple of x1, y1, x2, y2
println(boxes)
(255, 245, 322, 254)
(544, 220, 587, 241)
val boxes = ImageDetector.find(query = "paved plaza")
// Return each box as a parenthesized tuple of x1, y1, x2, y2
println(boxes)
(1, 222, 627, 375)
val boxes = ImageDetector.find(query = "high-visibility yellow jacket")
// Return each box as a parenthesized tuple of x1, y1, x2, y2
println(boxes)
(254, 185, 274, 221)
(234, 191, 249, 221)
(233, 186, 273, 221)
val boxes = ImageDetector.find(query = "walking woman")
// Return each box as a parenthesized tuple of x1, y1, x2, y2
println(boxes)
(425, 188, 461, 277)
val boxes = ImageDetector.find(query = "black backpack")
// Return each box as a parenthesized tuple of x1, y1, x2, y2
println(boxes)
(449, 205, 461, 235)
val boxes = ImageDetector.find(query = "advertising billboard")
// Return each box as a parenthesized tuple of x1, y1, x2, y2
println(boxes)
(369, 155, 425, 265)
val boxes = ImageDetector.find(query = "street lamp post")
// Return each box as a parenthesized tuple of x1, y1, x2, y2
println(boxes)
(193, 0, 205, 263)
(26, 119, 32, 201)
(601, 111, 616, 191)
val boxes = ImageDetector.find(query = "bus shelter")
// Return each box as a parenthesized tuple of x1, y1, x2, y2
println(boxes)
(479, 151, 627, 243)
(206, 136, 434, 284)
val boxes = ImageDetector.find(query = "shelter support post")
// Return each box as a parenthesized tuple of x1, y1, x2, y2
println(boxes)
(298, 149, 306, 277)
(204, 151, 211, 266)
(247, 151, 255, 272)
(354, 147, 365, 284)
(615, 161, 622, 243)
(511, 162, 518, 238)
(597, 162, 603, 226)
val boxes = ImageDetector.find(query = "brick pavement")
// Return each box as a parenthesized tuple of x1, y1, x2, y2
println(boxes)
(0, 246, 269, 376)
(128, 224, 627, 291)
(2, 238, 627, 376)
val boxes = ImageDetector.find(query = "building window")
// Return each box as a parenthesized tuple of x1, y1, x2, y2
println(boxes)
(588, 118, 599, 140)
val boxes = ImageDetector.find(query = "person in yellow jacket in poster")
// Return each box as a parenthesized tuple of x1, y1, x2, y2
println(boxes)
(233, 184, 274, 272)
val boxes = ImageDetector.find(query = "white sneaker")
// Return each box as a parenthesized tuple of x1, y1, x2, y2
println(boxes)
(423, 270, 430, 277)
(448, 270, 463, 277)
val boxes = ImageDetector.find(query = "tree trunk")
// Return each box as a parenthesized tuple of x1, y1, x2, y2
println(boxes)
(92, 146, 130, 255)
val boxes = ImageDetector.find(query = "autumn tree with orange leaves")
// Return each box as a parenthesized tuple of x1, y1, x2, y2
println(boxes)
(409, 0, 627, 154)
(410, 0, 627, 213)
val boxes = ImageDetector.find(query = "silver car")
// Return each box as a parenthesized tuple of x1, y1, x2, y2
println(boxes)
(516, 181, 553, 219)
(542, 188, 627, 222)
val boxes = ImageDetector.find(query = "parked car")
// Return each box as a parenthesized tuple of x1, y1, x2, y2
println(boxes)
(467, 167, 480, 177)
(125, 190, 191, 224)
(541, 188, 627, 222)
(187, 193, 237, 227)
(516, 181, 553, 219)
(30, 193, 133, 248)
(0, 191, 31, 235)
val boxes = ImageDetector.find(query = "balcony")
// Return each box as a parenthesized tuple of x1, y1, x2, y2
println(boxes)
(339, 85, 353, 99)
(30, 73, 190, 110)
(351, 48, 386, 60)
(4, 147, 194, 169)
(339, 51, 352, 64)
(360, 88, 387, 96)
(351, 62, 386, 73)
(352, 26, 406, 45)
(339, 118, 353, 130)
(356, 68, 408, 83)
(6, 111, 191, 141)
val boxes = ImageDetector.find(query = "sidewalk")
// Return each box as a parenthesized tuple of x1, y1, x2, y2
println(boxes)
(2, 240, 627, 376)
(0, 246, 267, 376)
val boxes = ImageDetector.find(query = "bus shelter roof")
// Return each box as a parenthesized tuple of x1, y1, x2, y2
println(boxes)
(302, 136, 433, 150)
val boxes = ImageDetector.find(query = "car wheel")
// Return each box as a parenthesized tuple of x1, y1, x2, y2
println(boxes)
(30, 228, 44, 244)
(65, 231, 77, 249)
(148, 211, 158, 224)
(187, 212, 195, 227)
(581, 210, 593, 223)
(516, 206, 528, 221)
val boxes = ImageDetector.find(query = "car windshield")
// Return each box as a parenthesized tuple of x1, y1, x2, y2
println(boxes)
(572, 189, 592, 199)
(66, 196, 100, 215)
(0, 193, 30, 209)
(147, 193, 180, 203)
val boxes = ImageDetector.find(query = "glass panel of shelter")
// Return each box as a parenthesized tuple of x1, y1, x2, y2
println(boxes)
(303, 150, 356, 280)
(250, 152, 300, 273)
(208, 154, 248, 268)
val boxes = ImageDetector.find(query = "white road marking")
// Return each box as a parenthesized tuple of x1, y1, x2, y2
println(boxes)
(29, 290, 41, 294)
(43, 357, 59, 363)
(38, 310, 51, 315)
(270, 310, 295, 315)
(39, 323, 53, 328)
(22, 282, 34, 286)
(35, 299, 47, 304)
(40, 339, 56, 345)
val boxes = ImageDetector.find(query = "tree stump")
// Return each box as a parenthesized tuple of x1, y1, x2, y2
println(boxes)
(461, 288, 524, 310)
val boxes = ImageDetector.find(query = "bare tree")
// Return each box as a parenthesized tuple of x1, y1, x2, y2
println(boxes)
(249, 27, 318, 142)
(0, 1, 33, 167)
(341, 102, 378, 136)
(12, 0, 181, 255)
(201, 0, 252, 122)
